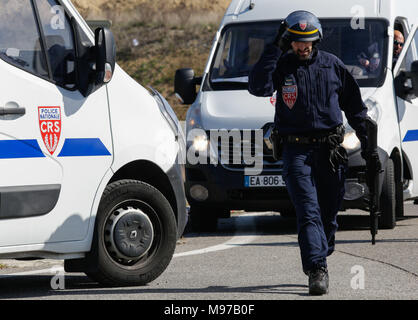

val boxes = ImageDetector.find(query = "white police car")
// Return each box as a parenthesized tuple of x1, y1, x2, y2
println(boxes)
(0, 0, 186, 286)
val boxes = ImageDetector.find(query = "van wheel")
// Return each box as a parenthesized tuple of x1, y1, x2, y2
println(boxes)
(189, 205, 218, 232)
(395, 170, 404, 219)
(379, 159, 396, 229)
(85, 180, 177, 287)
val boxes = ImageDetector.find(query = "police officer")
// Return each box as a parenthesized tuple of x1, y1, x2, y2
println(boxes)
(393, 29, 404, 67)
(248, 11, 380, 295)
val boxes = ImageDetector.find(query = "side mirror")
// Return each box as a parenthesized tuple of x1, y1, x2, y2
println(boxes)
(409, 60, 418, 96)
(395, 60, 418, 100)
(95, 27, 116, 86)
(71, 17, 116, 97)
(174, 68, 202, 104)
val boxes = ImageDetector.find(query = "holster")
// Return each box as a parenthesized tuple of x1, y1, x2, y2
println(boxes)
(326, 125, 348, 172)
(271, 129, 283, 161)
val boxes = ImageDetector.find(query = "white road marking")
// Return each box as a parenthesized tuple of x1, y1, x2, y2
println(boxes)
(174, 234, 258, 258)
(174, 213, 260, 258)
(0, 267, 63, 277)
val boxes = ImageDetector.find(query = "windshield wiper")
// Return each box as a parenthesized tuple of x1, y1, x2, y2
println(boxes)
(0, 52, 29, 68)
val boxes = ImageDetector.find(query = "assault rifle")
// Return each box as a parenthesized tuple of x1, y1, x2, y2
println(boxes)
(362, 118, 383, 245)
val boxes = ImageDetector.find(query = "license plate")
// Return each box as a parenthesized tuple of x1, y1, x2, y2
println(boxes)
(244, 175, 286, 188)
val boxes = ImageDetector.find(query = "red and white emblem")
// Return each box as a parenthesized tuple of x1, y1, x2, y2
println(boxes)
(299, 21, 307, 31)
(282, 85, 298, 109)
(38, 106, 61, 155)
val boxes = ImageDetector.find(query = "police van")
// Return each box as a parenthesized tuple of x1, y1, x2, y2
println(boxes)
(175, 0, 418, 231)
(0, 0, 187, 286)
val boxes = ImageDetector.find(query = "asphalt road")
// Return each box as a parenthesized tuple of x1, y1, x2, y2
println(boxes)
(0, 203, 417, 301)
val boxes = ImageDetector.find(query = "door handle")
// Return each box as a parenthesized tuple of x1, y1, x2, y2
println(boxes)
(0, 102, 25, 115)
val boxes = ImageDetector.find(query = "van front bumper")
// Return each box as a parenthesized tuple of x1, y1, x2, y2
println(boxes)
(185, 162, 293, 212)
(186, 147, 390, 213)
(342, 148, 389, 210)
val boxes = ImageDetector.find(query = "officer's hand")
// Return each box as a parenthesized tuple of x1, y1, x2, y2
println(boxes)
(359, 58, 370, 68)
(274, 21, 287, 47)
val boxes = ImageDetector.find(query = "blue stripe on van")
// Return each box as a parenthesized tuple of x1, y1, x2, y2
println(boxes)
(57, 138, 111, 157)
(403, 130, 418, 142)
(0, 140, 45, 159)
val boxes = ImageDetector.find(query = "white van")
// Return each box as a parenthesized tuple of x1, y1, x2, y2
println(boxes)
(175, 0, 418, 231)
(0, 0, 187, 286)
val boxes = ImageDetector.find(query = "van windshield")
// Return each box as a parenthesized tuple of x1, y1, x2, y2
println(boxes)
(209, 19, 388, 90)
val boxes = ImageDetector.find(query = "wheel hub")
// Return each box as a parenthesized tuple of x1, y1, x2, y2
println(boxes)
(105, 207, 154, 262)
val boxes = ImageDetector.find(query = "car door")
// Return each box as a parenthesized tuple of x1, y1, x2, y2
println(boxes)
(394, 24, 418, 196)
(0, 0, 113, 248)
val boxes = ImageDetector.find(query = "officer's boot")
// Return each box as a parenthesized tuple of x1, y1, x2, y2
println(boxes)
(308, 267, 329, 295)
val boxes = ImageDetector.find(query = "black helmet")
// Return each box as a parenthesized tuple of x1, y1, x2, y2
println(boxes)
(281, 10, 323, 43)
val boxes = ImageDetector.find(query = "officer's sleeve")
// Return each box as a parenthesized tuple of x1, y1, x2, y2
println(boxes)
(248, 43, 281, 97)
(337, 61, 369, 149)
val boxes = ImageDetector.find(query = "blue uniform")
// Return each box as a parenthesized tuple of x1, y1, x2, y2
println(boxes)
(249, 44, 368, 138)
(249, 44, 368, 274)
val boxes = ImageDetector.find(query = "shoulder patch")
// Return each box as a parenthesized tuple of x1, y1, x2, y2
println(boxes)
(282, 75, 298, 109)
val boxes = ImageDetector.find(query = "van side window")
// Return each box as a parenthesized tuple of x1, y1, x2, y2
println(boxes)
(34, 0, 76, 89)
(0, 0, 49, 78)
(398, 31, 418, 74)
(215, 31, 233, 78)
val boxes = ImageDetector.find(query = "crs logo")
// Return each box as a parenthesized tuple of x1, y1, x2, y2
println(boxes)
(270, 92, 277, 107)
(299, 20, 308, 31)
(38, 106, 61, 155)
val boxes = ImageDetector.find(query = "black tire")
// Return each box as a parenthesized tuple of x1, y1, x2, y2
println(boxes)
(379, 159, 396, 229)
(394, 161, 404, 219)
(189, 205, 218, 232)
(85, 179, 177, 287)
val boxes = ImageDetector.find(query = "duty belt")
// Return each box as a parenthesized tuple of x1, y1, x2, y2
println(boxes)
(283, 135, 329, 145)
(281, 125, 348, 172)
(282, 125, 345, 145)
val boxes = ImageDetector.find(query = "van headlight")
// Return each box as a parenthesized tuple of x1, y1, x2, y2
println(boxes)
(365, 98, 381, 123)
(149, 86, 179, 137)
(342, 98, 381, 153)
(192, 134, 209, 152)
(342, 130, 361, 152)
(186, 103, 209, 152)
(186, 103, 203, 131)
(149, 87, 186, 164)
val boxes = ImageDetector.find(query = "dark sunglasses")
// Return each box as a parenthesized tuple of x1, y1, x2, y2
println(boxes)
(394, 40, 404, 47)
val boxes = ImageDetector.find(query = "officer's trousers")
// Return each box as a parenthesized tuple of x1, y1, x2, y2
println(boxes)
(282, 143, 347, 274)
